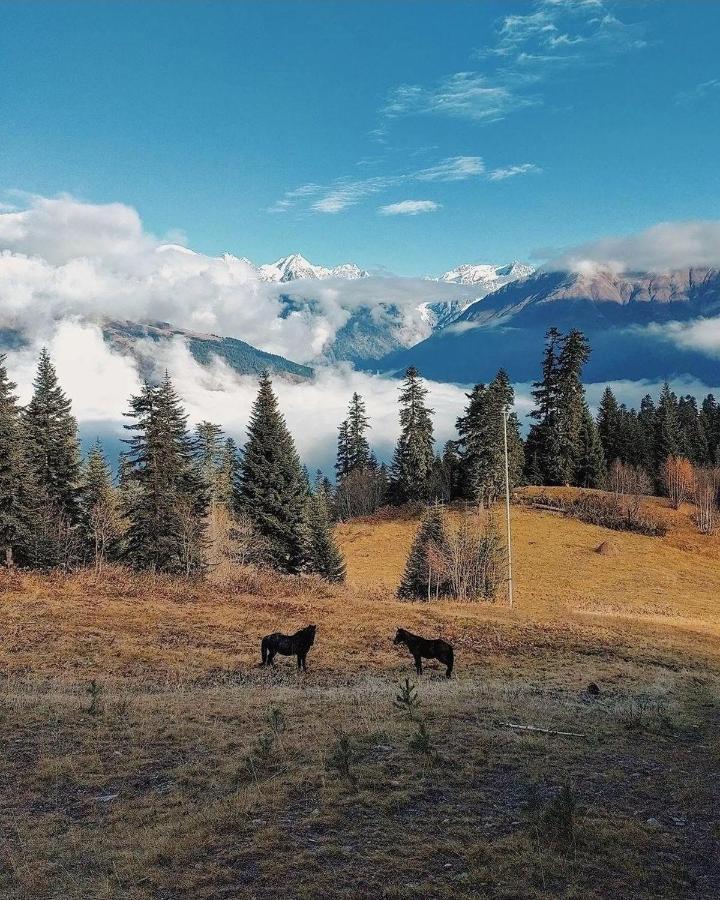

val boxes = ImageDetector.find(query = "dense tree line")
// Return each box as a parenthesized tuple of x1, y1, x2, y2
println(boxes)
(2, 327, 716, 578)
(0, 354, 345, 580)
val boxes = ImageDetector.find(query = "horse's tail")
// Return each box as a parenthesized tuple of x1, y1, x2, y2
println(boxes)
(261, 637, 268, 666)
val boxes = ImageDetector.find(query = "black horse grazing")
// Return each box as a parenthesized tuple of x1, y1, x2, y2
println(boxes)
(261, 625, 317, 672)
(393, 628, 454, 678)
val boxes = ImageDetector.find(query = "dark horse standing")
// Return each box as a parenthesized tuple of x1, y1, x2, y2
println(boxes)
(261, 625, 317, 672)
(393, 628, 454, 678)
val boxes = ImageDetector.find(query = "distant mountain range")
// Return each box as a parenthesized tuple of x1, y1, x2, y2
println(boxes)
(6, 241, 718, 388)
(374, 267, 720, 384)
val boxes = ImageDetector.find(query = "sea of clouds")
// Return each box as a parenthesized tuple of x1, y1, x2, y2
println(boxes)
(2, 194, 720, 473)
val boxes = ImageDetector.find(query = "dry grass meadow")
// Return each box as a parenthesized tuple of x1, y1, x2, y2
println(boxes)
(1, 489, 719, 898)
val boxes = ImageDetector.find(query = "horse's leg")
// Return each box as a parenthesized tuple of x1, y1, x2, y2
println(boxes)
(445, 649, 454, 678)
(301, 653, 308, 672)
(414, 654, 422, 676)
(268, 649, 277, 667)
(296, 653, 302, 672)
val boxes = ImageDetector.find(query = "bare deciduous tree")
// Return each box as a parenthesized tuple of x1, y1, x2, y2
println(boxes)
(694, 467, 719, 534)
(662, 456, 695, 510)
(609, 460, 653, 498)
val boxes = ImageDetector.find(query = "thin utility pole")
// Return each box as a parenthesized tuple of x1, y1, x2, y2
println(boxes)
(502, 407, 514, 608)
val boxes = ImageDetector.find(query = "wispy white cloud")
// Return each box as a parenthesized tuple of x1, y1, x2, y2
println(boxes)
(383, 73, 535, 123)
(378, 200, 440, 216)
(382, 0, 646, 125)
(270, 153, 537, 216)
(488, 163, 542, 180)
(675, 78, 720, 107)
(271, 155, 490, 215)
(415, 156, 485, 182)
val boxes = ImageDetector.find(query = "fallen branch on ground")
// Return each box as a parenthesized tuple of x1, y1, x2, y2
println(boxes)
(499, 722, 586, 738)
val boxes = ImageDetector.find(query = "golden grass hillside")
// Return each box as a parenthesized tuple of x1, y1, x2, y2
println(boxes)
(1, 490, 719, 899)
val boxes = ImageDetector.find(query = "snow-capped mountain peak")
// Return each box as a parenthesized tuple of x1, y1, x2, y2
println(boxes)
(418, 260, 535, 329)
(437, 260, 534, 287)
(256, 253, 369, 283)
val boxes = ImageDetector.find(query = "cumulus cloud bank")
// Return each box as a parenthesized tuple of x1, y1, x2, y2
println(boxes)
(0, 194, 483, 365)
(548, 220, 720, 274)
(0, 193, 484, 470)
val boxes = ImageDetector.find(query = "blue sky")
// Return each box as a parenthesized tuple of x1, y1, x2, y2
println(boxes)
(2, 0, 719, 275)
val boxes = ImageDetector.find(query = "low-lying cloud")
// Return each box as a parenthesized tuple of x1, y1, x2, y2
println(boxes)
(0, 194, 483, 365)
(547, 220, 720, 274)
(3, 320, 474, 474)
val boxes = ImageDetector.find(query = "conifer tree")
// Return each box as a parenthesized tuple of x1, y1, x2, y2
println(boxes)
(0, 355, 31, 567)
(654, 383, 682, 476)
(306, 491, 346, 582)
(456, 370, 524, 505)
(313, 469, 334, 515)
(345, 392, 371, 472)
(216, 437, 240, 508)
(597, 386, 624, 467)
(335, 420, 350, 479)
(235, 372, 310, 573)
(700, 395, 720, 464)
(637, 394, 658, 473)
(525, 328, 564, 485)
(122, 375, 208, 575)
(390, 367, 436, 503)
(677, 395, 709, 465)
(556, 329, 594, 484)
(192, 421, 226, 504)
(397, 506, 450, 600)
(24, 348, 81, 524)
(526, 329, 598, 486)
(80, 440, 120, 568)
(575, 407, 606, 488)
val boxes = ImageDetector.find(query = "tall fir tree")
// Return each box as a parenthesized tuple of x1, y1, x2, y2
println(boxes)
(306, 491, 346, 582)
(192, 421, 226, 504)
(390, 367, 436, 503)
(575, 406, 606, 488)
(525, 329, 601, 486)
(335, 419, 351, 480)
(637, 394, 658, 474)
(677, 395, 709, 465)
(654, 383, 682, 480)
(79, 440, 119, 567)
(556, 329, 595, 485)
(0, 355, 32, 566)
(700, 394, 720, 464)
(397, 506, 451, 600)
(122, 375, 208, 575)
(216, 437, 240, 507)
(345, 392, 371, 472)
(456, 370, 524, 505)
(235, 372, 310, 573)
(596, 386, 624, 467)
(24, 348, 81, 524)
(525, 328, 565, 485)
